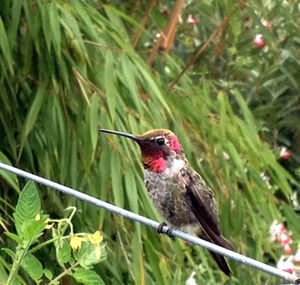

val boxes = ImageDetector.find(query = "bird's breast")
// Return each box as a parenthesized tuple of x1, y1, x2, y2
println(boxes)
(144, 158, 196, 227)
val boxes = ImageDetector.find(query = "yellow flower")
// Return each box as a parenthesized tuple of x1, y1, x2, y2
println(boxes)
(70, 235, 85, 250)
(45, 218, 54, 229)
(35, 213, 41, 220)
(94, 244, 101, 259)
(88, 231, 103, 244)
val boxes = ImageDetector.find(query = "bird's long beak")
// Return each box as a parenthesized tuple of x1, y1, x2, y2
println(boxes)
(99, 129, 141, 142)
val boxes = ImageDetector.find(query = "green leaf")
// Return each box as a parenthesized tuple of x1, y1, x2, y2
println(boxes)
(18, 81, 47, 159)
(49, 2, 61, 57)
(124, 168, 138, 213)
(121, 57, 143, 113)
(0, 16, 13, 74)
(21, 253, 43, 281)
(111, 151, 123, 207)
(2, 248, 15, 259)
(43, 268, 53, 280)
(72, 268, 105, 285)
(4, 232, 21, 244)
(74, 242, 105, 269)
(13, 181, 41, 237)
(89, 93, 99, 154)
(0, 261, 8, 283)
(53, 231, 71, 266)
(281, 204, 300, 238)
(0, 151, 20, 193)
(104, 51, 116, 121)
(23, 216, 48, 240)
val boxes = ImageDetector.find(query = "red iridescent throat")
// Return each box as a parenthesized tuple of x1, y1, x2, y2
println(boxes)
(169, 135, 181, 152)
(141, 135, 181, 173)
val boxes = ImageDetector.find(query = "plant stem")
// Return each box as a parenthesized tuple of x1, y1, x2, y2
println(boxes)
(48, 261, 80, 285)
(6, 240, 31, 285)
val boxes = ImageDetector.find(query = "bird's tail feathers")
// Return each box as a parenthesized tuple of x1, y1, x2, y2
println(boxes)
(208, 250, 232, 277)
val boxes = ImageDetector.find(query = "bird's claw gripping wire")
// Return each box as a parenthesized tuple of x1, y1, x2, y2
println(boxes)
(157, 222, 174, 238)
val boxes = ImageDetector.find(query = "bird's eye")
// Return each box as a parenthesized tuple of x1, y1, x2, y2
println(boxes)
(156, 138, 165, 146)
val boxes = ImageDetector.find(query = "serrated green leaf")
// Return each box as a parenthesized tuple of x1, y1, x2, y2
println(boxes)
(13, 181, 41, 237)
(72, 268, 105, 285)
(21, 253, 43, 281)
(23, 216, 48, 240)
(74, 242, 103, 269)
(55, 238, 71, 266)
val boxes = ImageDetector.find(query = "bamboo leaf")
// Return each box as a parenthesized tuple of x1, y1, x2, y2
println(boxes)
(0, 17, 13, 74)
(105, 51, 116, 121)
(18, 81, 47, 160)
(0, 152, 20, 193)
(111, 150, 124, 207)
(49, 2, 61, 57)
(90, 93, 99, 153)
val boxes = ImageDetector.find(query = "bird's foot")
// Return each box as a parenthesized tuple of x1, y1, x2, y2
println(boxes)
(157, 222, 174, 238)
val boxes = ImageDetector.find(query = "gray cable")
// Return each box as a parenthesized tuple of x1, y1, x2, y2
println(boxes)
(0, 162, 298, 283)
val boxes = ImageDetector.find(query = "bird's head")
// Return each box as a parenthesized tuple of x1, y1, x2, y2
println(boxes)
(100, 128, 182, 172)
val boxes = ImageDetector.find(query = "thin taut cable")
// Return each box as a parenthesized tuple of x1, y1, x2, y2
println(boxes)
(0, 162, 299, 284)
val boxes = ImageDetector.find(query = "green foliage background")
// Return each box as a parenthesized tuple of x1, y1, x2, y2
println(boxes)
(0, 0, 299, 284)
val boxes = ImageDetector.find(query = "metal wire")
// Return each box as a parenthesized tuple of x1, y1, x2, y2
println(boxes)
(0, 162, 299, 283)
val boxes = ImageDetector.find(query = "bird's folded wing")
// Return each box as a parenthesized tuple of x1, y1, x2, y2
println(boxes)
(185, 171, 234, 250)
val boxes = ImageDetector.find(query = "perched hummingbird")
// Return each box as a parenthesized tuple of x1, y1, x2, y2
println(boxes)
(100, 128, 234, 276)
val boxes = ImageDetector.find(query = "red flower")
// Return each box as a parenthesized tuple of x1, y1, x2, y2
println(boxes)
(261, 19, 272, 28)
(280, 147, 291, 159)
(254, 34, 265, 46)
(187, 15, 197, 24)
(280, 233, 292, 245)
(284, 244, 293, 254)
(277, 256, 294, 273)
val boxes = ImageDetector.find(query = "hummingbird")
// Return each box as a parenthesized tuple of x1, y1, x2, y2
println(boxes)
(100, 128, 234, 277)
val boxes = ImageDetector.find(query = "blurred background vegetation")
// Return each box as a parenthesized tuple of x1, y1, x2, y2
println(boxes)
(0, 0, 300, 284)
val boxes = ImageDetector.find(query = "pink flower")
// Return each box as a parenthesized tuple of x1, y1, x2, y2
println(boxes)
(284, 244, 293, 254)
(270, 221, 286, 241)
(280, 147, 291, 159)
(261, 19, 272, 28)
(277, 256, 294, 273)
(254, 34, 265, 46)
(187, 15, 197, 24)
(280, 233, 292, 245)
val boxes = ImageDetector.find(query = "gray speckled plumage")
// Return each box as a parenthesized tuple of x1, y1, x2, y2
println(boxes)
(144, 149, 234, 277)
